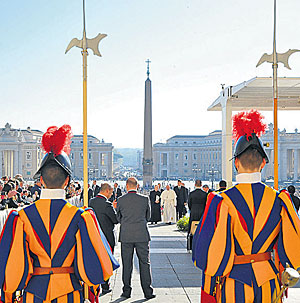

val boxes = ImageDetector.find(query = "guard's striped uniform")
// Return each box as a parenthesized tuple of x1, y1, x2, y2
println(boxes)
(192, 182, 300, 302)
(0, 198, 119, 303)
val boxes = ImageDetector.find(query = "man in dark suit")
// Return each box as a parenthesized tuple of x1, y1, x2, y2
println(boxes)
(109, 182, 122, 202)
(92, 180, 100, 197)
(287, 185, 300, 212)
(80, 183, 93, 203)
(117, 177, 155, 300)
(187, 180, 208, 249)
(174, 179, 188, 220)
(216, 179, 227, 192)
(89, 183, 118, 294)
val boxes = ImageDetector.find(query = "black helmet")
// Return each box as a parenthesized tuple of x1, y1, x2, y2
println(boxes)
(34, 125, 73, 180)
(232, 110, 269, 163)
(233, 133, 269, 163)
(33, 151, 72, 179)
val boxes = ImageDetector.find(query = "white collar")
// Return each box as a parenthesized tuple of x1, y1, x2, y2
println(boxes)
(236, 172, 261, 184)
(40, 189, 65, 199)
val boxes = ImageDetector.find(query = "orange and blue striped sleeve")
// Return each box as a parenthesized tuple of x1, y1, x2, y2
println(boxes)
(0, 211, 32, 303)
(192, 192, 234, 277)
(74, 208, 119, 286)
(277, 190, 300, 270)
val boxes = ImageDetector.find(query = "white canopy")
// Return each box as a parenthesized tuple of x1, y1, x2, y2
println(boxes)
(207, 77, 300, 184)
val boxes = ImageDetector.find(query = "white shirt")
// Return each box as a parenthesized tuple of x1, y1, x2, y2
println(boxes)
(40, 189, 65, 199)
(236, 172, 261, 184)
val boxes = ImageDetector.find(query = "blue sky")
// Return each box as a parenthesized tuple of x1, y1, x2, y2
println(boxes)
(1, 0, 300, 147)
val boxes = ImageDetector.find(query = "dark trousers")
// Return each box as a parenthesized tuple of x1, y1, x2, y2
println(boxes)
(121, 242, 153, 297)
(176, 204, 184, 220)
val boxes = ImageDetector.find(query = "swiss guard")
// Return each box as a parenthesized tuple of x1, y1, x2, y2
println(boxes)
(0, 125, 119, 303)
(192, 110, 300, 303)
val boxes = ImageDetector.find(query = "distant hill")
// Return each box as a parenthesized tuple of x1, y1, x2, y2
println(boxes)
(114, 148, 142, 168)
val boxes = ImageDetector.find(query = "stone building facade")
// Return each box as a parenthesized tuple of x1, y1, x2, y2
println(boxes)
(0, 123, 113, 180)
(70, 135, 113, 180)
(0, 123, 44, 179)
(153, 125, 300, 183)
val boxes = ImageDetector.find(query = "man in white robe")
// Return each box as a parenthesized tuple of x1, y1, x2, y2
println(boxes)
(160, 185, 177, 224)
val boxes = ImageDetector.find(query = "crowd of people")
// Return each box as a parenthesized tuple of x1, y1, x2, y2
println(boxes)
(0, 176, 42, 210)
(1, 114, 300, 303)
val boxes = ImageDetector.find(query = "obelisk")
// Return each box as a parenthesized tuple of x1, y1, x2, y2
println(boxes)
(143, 59, 153, 188)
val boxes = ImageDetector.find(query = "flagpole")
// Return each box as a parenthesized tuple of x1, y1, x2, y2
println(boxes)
(65, 0, 107, 300)
(82, 0, 89, 211)
(273, 0, 279, 190)
(256, 0, 299, 190)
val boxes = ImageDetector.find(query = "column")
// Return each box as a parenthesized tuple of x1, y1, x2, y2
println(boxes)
(18, 145, 22, 175)
(221, 99, 233, 186)
(294, 149, 298, 181)
(13, 150, 18, 176)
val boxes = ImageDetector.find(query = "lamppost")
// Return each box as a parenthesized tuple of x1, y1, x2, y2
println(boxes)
(192, 163, 201, 180)
(207, 166, 218, 190)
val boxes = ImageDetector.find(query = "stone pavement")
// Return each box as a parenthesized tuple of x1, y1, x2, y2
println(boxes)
(100, 223, 300, 303)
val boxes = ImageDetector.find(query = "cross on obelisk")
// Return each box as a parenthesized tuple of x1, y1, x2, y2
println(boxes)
(65, 0, 106, 209)
(146, 59, 151, 78)
(256, 0, 299, 190)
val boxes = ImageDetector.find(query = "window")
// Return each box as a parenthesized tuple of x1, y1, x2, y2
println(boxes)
(89, 153, 92, 160)
(184, 154, 188, 160)
(161, 153, 167, 166)
(100, 153, 105, 165)
(184, 163, 188, 166)
(175, 153, 179, 160)
(26, 151, 32, 160)
(80, 153, 83, 159)
(26, 163, 32, 168)
(193, 153, 197, 160)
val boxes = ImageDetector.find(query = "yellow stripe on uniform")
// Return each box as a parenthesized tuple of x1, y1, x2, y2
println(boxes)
(236, 184, 254, 217)
(51, 203, 78, 258)
(206, 203, 229, 276)
(35, 199, 51, 235)
(4, 220, 25, 293)
(261, 280, 271, 303)
(253, 187, 276, 240)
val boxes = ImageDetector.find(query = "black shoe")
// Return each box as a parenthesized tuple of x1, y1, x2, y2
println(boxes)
(145, 294, 156, 300)
(102, 289, 112, 295)
(120, 293, 131, 298)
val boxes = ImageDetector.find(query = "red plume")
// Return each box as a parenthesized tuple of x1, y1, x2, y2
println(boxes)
(232, 110, 267, 142)
(41, 125, 73, 155)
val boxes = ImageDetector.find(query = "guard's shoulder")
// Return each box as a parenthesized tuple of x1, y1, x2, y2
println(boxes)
(207, 191, 223, 202)
(278, 189, 292, 204)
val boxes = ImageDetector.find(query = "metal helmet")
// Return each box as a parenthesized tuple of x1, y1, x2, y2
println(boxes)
(233, 133, 269, 163)
(232, 110, 269, 163)
(33, 125, 73, 179)
(33, 151, 72, 179)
